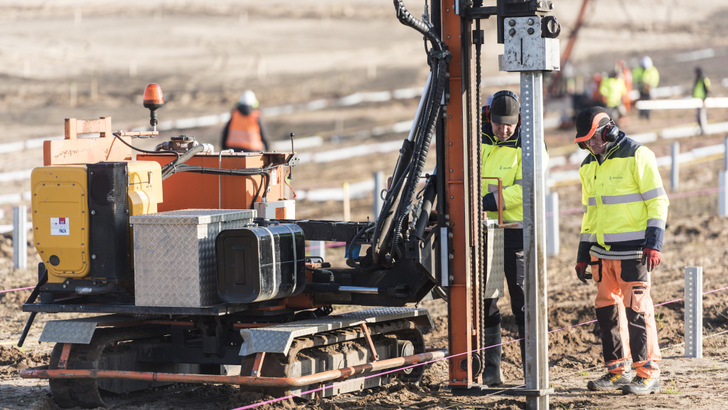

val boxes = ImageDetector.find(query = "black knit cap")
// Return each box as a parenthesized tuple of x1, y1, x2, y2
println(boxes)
(574, 106, 611, 143)
(490, 92, 520, 125)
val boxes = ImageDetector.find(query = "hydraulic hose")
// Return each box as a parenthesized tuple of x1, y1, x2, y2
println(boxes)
(371, 76, 433, 265)
(390, 58, 447, 256)
(166, 164, 271, 207)
(368, 0, 449, 266)
(371, 72, 432, 249)
(161, 143, 206, 180)
(393, 0, 443, 52)
(412, 168, 437, 240)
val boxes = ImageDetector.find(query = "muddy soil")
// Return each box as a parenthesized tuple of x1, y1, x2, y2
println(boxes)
(2, 1, 728, 409)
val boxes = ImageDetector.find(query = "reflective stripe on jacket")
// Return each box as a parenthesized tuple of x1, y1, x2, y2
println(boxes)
(226, 109, 264, 151)
(481, 128, 523, 226)
(578, 133, 669, 254)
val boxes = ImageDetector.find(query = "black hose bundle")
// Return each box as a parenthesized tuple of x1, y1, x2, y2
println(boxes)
(393, 0, 443, 53)
(358, 1, 450, 268)
(161, 144, 206, 179)
(389, 58, 447, 257)
(164, 164, 271, 208)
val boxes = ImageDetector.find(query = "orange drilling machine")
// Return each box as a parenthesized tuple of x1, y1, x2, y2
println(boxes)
(20, 1, 559, 407)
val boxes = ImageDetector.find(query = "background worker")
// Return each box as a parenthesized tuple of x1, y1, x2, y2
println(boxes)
(692, 66, 711, 134)
(221, 90, 269, 152)
(598, 70, 628, 124)
(479, 90, 530, 385)
(573, 107, 669, 395)
(633, 56, 660, 120)
(616, 59, 633, 114)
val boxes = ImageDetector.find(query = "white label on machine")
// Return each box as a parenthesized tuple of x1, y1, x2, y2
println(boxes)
(271, 169, 278, 185)
(50, 217, 70, 235)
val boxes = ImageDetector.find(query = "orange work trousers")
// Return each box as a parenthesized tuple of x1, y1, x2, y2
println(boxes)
(592, 257, 661, 379)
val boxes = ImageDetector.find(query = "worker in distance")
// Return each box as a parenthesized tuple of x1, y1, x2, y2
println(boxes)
(221, 90, 270, 152)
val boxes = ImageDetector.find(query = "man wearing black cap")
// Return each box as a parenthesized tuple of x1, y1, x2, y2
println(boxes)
(573, 106, 669, 395)
(480, 90, 530, 385)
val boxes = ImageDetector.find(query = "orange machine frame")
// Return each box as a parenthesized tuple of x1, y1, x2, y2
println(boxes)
(43, 117, 133, 166)
(441, 5, 483, 388)
(137, 153, 290, 212)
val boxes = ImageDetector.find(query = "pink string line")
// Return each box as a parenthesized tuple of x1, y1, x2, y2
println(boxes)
(0, 285, 33, 294)
(232, 285, 728, 410)
(304, 241, 346, 251)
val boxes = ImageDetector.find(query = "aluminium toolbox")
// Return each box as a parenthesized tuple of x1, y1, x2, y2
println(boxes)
(129, 209, 255, 307)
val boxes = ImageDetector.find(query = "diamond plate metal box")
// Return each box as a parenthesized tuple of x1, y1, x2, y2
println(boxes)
(130, 209, 255, 307)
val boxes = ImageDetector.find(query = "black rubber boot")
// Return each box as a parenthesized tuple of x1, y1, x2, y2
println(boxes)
(482, 324, 503, 386)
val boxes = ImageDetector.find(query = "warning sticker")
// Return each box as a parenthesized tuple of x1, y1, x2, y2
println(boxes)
(50, 217, 70, 236)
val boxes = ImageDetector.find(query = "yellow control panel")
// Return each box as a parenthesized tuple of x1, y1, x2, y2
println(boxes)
(31, 161, 162, 283)
(31, 166, 90, 282)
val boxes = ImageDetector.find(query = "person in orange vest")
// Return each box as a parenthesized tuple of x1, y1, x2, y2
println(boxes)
(221, 90, 269, 152)
(616, 60, 633, 113)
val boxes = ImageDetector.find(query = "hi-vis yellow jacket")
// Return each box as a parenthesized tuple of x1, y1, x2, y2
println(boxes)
(481, 130, 524, 226)
(578, 133, 669, 261)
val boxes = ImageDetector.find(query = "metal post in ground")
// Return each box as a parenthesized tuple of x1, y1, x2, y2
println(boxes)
(309, 241, 325, 260)
(13, 205, 27, 269)
(671, 142, 679, 192)
(720, 171, 728, 217)
(520, 70, 550, 410)
(373, 171, 384, 218)
(546, 192, 559, 256)
(684, 266, 703, 358)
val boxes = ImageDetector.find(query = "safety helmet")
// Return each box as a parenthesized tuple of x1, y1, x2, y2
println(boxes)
(641, 56, 653, 70)
(574, 106, 611, 144)
(238, 90, 259, 109)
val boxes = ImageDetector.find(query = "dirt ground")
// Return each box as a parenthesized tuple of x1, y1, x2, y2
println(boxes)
(3, 1, 728, 409)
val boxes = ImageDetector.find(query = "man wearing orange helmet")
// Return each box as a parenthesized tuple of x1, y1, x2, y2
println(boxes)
(573, 106, 668, 395)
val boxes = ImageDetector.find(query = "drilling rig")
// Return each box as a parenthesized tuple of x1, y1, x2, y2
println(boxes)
(19, 1, 559, 408)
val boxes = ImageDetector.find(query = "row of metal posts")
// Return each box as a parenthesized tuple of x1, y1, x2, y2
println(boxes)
(666, 139, 728, 216)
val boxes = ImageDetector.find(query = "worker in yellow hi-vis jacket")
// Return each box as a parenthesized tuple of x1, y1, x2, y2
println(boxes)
(573, 107, 669, 396)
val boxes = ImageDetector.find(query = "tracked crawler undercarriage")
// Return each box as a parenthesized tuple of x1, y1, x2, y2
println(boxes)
(22, 308, 440, 408)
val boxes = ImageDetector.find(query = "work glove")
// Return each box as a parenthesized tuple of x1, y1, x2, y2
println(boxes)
(575, 261, 591, 284)
(482, 192, 498, 212)
(642, 247, 661, 272)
